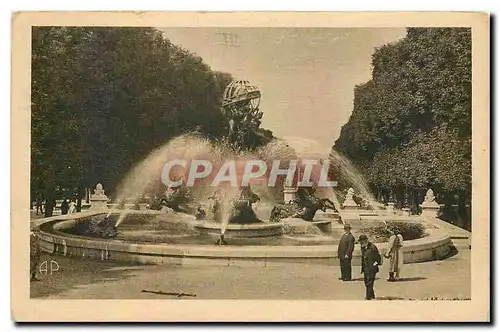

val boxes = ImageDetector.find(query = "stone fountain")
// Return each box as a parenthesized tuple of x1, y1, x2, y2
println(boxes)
(31, 78, 461, 267)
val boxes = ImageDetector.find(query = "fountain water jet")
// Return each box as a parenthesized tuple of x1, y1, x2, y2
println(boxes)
(113, 133, 218, 227)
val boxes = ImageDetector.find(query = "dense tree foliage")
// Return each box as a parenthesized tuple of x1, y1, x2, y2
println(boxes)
(31, 27, 271, 216)
(334, 28, 471, 213)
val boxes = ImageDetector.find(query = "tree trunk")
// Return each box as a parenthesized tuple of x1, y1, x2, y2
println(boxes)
(457, 191, 470, 231)
(76, 184, 85, 212)
(395, 185, 405, 209)
(44, 188, 56, 217)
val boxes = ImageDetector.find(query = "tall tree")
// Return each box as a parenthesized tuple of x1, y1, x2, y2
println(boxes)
(334, 28, 471, 205)
(31, 27, 273, 216)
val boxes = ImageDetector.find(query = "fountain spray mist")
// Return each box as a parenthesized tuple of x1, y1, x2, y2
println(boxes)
(112, 133, 383, 230)
(113, 133, 216, 227)
(266, 136, 385, 216)
(328, 149, 382, 209)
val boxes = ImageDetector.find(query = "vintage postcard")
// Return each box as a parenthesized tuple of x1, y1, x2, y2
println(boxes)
(11, 11, 490, 322)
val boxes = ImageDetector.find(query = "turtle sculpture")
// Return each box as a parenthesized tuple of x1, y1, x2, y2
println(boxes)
(72, 214, 119, 238)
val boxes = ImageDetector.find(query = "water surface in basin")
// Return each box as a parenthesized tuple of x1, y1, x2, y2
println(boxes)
(57, 212, 427, 246)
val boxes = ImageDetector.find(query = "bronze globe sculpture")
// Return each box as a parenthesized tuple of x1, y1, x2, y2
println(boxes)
(222, 79, 261, 112)
(221, 80, 263, 148)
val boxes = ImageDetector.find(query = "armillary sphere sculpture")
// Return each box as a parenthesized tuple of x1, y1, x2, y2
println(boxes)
(221, 80, 262, 149)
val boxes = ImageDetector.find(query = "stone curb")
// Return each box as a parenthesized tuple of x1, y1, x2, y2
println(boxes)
(33, 211, 458, 267)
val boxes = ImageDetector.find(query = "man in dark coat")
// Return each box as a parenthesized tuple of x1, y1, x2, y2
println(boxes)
(337, 223, 355, 281)
(60, 198, 69, 215)
(359, 234, 382, 300)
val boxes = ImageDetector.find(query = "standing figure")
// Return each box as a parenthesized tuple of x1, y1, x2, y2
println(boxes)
(359, 234, 382, 300)
(30, 231, 41, 281)
(385, 229, 404, 281)
(337, 223, 355, 281)
(35, 194, 44, 215)
(68, 200, 77, 214)
(60, 198, 69, 215)
(396, 233, 404, 279)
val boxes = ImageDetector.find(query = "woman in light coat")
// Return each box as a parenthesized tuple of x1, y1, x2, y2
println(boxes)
(385, 229, 404, 281)
(68, 200, 77, 214)
(395, 233, 404, 279)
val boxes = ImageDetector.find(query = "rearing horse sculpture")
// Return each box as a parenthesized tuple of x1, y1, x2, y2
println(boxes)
(270, 187, 338, 223)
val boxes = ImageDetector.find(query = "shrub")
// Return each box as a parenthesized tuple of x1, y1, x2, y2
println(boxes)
(360, 221, 426, 243)
(386, 221, 426, 240)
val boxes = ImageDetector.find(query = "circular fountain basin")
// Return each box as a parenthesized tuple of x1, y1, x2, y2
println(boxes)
(32, 210, 459, 267)
(193, 221, 283, 238)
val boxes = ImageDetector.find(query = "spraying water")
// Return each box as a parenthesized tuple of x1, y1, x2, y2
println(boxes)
(112, 133, 385, 230)
(113, 133, 216, 227)
(328, 149, 384, 210)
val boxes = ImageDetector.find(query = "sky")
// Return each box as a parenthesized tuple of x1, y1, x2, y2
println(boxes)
(160, 27, 406, 151)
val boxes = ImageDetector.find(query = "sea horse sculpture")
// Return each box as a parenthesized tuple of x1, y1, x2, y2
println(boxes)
(228, 186, 261, 224)
(270, 187, 338, 222)
(156, 183, 207, 219)
(209, 186, 262, 224)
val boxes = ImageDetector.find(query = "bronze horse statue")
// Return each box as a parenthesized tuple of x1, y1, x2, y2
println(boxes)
(209, 186, 262, 224)
(151, 184, 207, 220)
(270, 191, 338, 223)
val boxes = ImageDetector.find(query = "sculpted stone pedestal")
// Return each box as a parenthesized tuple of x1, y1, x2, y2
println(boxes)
(420, 189, 440, 218)
(342, 188, 359, 210)
(386, 202, 395, 215)
(283, 187, 298, 203)
(89, 183, 109, 211)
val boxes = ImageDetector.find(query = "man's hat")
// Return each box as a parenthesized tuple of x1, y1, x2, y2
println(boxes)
(358, 234, 368, 242)
(343, 223, 351, 229)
